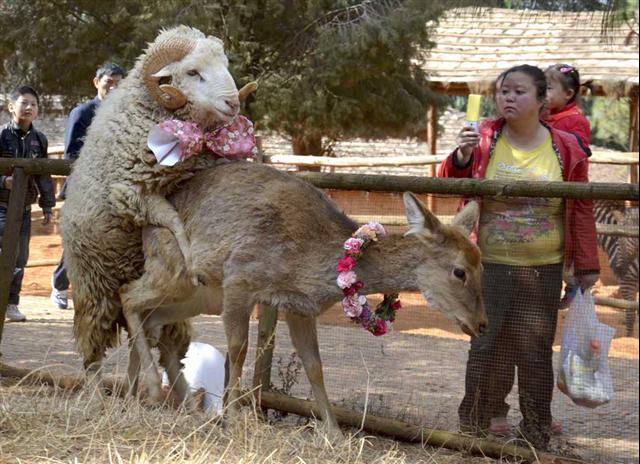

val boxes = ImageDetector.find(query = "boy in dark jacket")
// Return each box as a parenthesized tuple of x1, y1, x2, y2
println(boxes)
(1, 85, 56, 322)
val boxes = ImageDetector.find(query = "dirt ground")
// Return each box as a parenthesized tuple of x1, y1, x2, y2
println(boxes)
(2, 215, 637, 463)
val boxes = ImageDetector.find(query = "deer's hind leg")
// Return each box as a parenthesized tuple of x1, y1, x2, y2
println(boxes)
(222, 286, 253, 415)
(285, 312, 342, 440)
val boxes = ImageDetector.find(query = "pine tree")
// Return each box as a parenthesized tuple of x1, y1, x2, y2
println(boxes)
(0, 0, 626, 153)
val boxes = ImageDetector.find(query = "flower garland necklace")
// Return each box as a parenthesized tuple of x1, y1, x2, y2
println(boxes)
(336, 223, 401, 336)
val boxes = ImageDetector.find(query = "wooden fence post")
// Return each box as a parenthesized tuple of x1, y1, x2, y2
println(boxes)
(0, 167, 29, 353)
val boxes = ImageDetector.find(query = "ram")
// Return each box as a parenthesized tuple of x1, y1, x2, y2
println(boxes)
(61, 26, 254, 402)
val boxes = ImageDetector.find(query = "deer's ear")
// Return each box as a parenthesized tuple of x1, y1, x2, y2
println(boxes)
(403, 192, 442, 237)
(452, 201, 480, 236)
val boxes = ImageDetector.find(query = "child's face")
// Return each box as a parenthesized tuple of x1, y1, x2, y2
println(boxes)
(94, 73, 123, 100)
(8, 94, 39, 128)
(545, 76, 574, 112)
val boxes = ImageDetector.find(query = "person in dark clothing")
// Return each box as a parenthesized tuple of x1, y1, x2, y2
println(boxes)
(51, 63, 124, 309)
(1, 85, 56, 322)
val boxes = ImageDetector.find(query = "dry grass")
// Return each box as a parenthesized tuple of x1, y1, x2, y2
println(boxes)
(0, 373, 502, 464)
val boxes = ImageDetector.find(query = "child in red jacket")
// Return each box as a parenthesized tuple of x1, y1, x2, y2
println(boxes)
(544, 64, 591, 148)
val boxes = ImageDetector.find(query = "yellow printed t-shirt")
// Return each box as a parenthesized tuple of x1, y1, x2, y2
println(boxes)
(478, 134, 564, 266)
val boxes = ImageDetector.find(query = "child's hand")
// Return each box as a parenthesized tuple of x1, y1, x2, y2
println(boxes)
(3, 176, 12, 189)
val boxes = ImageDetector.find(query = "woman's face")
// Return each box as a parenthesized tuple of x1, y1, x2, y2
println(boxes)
(495, 72, 544, 123)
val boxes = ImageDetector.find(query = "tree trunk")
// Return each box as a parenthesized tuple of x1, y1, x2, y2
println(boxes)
(291, 134, 323, 172)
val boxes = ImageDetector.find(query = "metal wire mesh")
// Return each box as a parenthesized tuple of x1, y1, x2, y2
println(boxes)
(252, 191, 638, 464)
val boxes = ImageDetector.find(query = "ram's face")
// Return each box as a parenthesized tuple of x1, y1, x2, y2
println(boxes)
(153, 38, 240, 129)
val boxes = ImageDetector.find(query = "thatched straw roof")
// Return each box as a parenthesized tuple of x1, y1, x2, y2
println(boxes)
(420, 7, 639, 96)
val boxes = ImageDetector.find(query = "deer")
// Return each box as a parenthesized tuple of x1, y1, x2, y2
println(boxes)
(118, 161, 487, 439)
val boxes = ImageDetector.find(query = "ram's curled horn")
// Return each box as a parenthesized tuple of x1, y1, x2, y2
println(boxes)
(238, 81, 258, 101)
(142, 36, 195, 110)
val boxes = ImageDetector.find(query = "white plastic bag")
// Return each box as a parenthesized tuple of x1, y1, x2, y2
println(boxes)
(557, 290, 615, 408)
(162, 342, 225, 414)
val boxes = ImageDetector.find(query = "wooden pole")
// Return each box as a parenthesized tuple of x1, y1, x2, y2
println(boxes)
(295, 172, 639, 201)
(628, 91, 639, 184)
(426, 105, 438, 212)
(0, 158, 71, 176)
(258, 391, 576, 463)
(0, 168, 29, 352)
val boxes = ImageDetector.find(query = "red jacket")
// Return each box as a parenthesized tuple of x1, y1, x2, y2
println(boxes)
(438, 118, 600, 274)
(543, 101, 591, 148)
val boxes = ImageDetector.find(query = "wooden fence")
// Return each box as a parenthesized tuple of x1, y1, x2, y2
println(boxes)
(1, 157, 638, 347)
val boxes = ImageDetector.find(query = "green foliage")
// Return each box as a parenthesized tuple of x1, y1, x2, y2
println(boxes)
(587, 97, 630, 151)
(0, 0, 628, 145)
(0, 0, 447, 142)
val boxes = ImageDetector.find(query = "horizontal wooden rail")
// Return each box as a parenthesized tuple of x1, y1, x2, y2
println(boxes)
(297, 172, 639, 200)
(593, 295, 639, 312)
(0, 158, 72, 176)
(2, 159, 637, 200)
(264, 151, 638, 167)
(46, 145, 638, 167)
(257, 391, 571, 463)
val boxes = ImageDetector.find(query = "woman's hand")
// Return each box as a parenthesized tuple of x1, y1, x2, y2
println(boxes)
(455, 126, 480, 165)
(576, 273, 599, 290)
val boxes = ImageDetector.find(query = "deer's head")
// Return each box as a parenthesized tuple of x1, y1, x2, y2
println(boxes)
(403, 193, 487, 337)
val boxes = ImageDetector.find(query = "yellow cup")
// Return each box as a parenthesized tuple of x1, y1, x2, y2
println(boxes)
(466, 94, 482, 131)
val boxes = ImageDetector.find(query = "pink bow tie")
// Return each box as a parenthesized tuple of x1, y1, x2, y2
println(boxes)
(148, 115, 257, 166)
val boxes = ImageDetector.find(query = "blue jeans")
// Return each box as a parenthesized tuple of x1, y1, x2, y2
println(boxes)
(52, 255, 69, 291)
(0, 205, 32, 305)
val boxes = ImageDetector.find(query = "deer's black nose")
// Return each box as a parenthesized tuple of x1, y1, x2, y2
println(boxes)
(478, 322, 487, 335)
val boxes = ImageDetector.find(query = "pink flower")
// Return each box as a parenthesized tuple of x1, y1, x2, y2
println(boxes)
(336, 256, 357, 272)
(391, 300, 402, 311)
(342, 294, 364, 318)
(344, 238, 364, 255)
(337, 271, 357, 289)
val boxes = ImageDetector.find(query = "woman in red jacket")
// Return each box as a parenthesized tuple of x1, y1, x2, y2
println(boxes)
(439, 64, 600, 449)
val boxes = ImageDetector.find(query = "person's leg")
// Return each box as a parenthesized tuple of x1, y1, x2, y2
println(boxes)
(52, 255, 69, 291)
(8, 209, 31, 306)
(510, 264, 562, 449)
(51, 255, 70, 309)
(459, 263, 515, 433)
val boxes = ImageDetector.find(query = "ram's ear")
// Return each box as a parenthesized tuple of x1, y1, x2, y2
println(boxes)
(238, 81, 258, 101)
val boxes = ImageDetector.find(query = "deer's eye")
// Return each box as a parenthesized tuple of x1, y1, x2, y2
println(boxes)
(453, 268, 466, 281)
